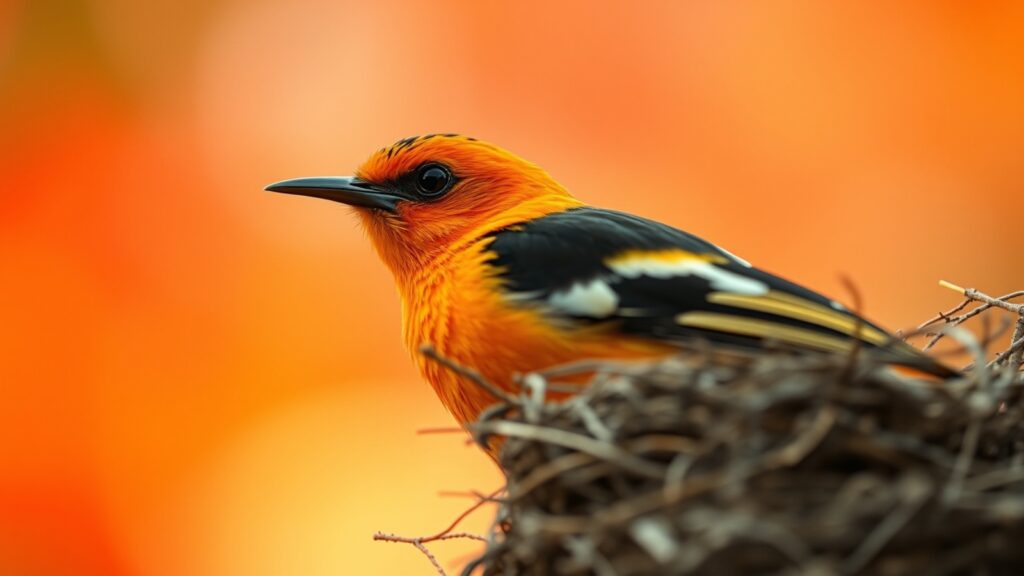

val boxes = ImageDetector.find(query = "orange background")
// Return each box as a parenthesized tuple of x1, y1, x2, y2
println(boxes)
(1, 2, 1022, 575)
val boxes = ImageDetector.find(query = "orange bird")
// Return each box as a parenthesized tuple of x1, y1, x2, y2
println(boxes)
(267, 135, 953, 429)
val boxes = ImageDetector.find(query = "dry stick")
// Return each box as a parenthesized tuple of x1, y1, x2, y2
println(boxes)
(841, 475, 932, 575)
(1007, 317, 1024, 375)
(964, 467, 1024, 492)
(991, 335, 1024, 369)
(376, 536, 447, 576)
(374, 532, 490, 576)
(948, 283, 1024, 374)
(420, 344, 517, 404)
(962, 316, 1016, 366)
(507, 451, 598, 501)
(761, 405, 838, 469)
(915, 298, 973, 332)
(507, 434, 703, 504)
(529, 358, 649, 379)
(476, 420, 666, 479)
(918, 298, 989, 340)
(374, 488, 503, 576)
(939, 281, 1024, 315)
(922, 304, 995, 350)
(418, 427, 468, 435)
(926, 283, 1024, 355)
(374, 349, 508, 575)
(944, 419, 982, 504)
(922, 301, 982, 350)
(421, 487, 505, 542)
(959, 313, 995, 372)
(438, 490, 502, 502)
(921, 286, 1024, 351)
(838, 275, 866, 383)
(918, 289, 1024, 331)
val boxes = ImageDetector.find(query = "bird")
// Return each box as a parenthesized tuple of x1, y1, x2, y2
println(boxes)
(267, 134, 954, 431)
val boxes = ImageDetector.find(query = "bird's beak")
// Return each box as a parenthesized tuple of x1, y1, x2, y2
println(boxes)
(265, 176, 403, 213)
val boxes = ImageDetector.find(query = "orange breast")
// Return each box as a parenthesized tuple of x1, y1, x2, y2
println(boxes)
(399, 238, 674, 427)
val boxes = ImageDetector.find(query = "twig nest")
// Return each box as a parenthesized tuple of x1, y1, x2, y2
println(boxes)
(467, 353, 1024, 576)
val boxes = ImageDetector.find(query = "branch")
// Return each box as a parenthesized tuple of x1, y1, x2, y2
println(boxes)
(373, 487, 503, 575)
(939, 281, 1024, 314)
(373, 532, 488, 576)
(420, 345, 516, 404)
(922, 282, 1024, 355)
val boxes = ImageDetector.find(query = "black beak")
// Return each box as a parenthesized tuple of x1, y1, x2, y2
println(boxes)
(265, 176, 404, 213)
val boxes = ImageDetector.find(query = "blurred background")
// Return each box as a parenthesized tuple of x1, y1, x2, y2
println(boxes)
(1, 1, 1022, 574)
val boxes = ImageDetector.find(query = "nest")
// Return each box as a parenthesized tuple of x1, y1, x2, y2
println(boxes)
(459, 287, 1024, 576)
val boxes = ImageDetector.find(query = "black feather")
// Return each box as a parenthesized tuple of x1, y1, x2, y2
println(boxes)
(484, 207, 955, 377)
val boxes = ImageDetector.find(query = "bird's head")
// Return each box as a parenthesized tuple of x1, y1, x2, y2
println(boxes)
(267, 135, 582, 279)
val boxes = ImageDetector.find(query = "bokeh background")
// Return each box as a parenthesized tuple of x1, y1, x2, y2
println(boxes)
(1, 1, 1022, 574)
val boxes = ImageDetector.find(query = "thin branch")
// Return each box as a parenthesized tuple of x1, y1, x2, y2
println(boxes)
(915, 299, 972, 332)
(420, 344, 516, 404)
(417, 426, 468, 435)
(940, 281, 1024, 314)
(838, 275, 866, 383)
(923, 283, 1024, 351)
(841, 475, 931, 575)
(943, 419, 981, 504)
(421, 487, 504, 542)
(438, 490, 502, 503)
(476, 420, 666, 479)
(374, 532, 489, 576)
(1007, 317, 1024, 374)
(373, 486, 502, 575)
(964, 467, 1024, 492)
(378, 536, 446, 576)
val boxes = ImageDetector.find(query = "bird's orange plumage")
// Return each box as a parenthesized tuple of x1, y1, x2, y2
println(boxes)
(353, 137, 673, 424)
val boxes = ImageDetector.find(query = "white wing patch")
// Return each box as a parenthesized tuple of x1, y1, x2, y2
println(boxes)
(547, 278, 620, 318)
(609, 255, 768, 296)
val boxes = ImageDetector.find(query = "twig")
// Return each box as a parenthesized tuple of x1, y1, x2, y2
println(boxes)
(838, 275, 866, 384)
(374, 534, 447, 576)
(944, 419, 981, 504)
(477, 420, 665, 479)
(841, 474, 931, 575)
(374, 532, 489, 576)
(420, 345, 516, 404)
(939, 281, 1024, 315)
(438, 490, 502, 502)
(924, 283, 1024, 352)
(760, 404, 838, 469)
(915, 299, 972, 332)
(422, 487, 504, 542)
(1007, 317, 1024, 374)
(990, 334, 1024, 369)
(418, 426, 468, 435)
(964, 467, 1024, 492)
(373, 487, 502, 575)
(506, 451, 598, 501)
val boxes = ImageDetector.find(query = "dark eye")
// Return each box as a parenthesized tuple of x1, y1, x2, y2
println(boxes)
(414, 163, 453, 197)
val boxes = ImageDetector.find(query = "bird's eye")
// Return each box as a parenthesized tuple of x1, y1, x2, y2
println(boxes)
(414, 163, 453, 198)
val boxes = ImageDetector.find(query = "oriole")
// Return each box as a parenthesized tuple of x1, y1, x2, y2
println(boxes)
(268, 134, 953, 430)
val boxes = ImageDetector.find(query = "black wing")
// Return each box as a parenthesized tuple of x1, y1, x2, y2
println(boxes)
(485, 207, 952, 376)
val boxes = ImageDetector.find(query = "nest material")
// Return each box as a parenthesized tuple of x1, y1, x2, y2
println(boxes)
(466, 341, 1024, 575)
